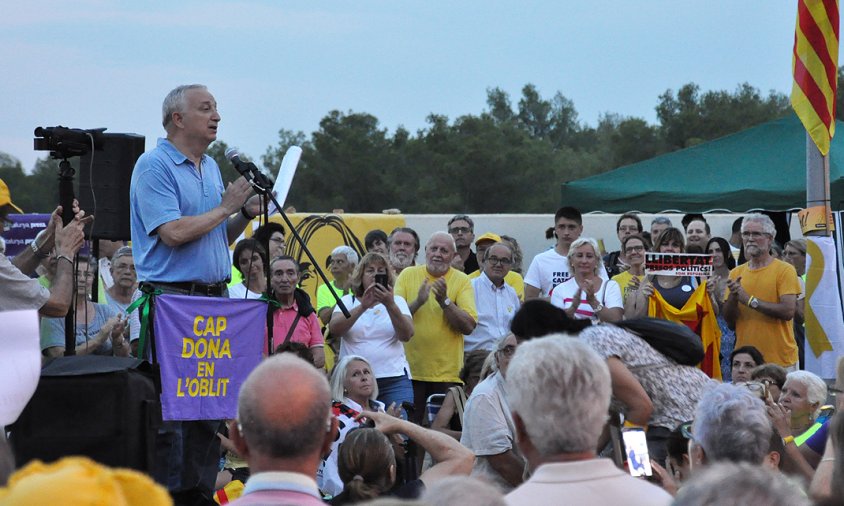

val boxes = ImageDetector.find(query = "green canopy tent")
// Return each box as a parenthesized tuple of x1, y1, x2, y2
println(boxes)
(560, 114, 844, 213)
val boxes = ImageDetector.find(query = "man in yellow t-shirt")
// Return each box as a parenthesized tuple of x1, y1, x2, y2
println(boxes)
(724, 214, 801, 368)
(395, 231, 477, 424)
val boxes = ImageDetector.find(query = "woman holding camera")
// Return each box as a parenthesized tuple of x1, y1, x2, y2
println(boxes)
(328, 252, 414, 410)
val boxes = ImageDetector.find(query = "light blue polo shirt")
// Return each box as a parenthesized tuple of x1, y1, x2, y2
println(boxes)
(130, 138, 231, 284)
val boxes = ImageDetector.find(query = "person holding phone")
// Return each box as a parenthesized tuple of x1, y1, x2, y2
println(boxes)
(328, 252, 415, 410)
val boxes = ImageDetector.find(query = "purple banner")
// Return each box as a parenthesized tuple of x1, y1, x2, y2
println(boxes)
(2, 214, 50, 258)
(154, 294, 266, 421)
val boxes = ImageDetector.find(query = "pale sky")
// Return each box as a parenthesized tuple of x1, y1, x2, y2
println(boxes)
(2, 1, 798, 173)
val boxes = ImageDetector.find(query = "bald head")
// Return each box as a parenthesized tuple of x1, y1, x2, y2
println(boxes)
(237, 354, 331, 461)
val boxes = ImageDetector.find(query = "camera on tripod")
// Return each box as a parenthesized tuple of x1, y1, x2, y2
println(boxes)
(34, 126, 106, 159)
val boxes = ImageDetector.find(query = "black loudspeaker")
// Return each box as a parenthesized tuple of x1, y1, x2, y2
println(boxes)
(78, 133, 145, 241)
(9, 356, 161, 474)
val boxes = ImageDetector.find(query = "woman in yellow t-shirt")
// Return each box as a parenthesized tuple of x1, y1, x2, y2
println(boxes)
(612, 234, 651, 312)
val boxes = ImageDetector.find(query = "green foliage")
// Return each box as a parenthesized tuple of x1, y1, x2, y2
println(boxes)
(2, 77, 801, 214)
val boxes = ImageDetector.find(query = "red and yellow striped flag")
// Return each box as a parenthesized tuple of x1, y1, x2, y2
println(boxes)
(648, 282, 722, 381)
(792, 0, 839, 155)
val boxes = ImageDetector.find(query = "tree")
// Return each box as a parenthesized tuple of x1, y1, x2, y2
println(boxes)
(657, 83, 789, 150)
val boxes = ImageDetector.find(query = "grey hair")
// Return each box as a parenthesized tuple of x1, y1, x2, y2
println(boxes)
(426, 231, 456, 251)
(506, 334, 611, 456)
(480, 333, 511, 380)
(162, 84, 207, 128)
(673, 461, 810, 506)
(329, 355, 379, 402)
(110, 246, 133, 264)
(692, 383, 771, 464)
(651, 216, 672, 226)
(785, 370, 827, 418)
(331, 245, 360, 266)
(421, 476, 505, 506)
(483, 242, 513, 262)
(566, 237, 601, 276)
(741, 213, 776, 237)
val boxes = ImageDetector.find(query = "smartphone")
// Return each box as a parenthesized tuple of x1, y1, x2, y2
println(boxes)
(622, 428, 653, 477)
(375, 273, 389, 288)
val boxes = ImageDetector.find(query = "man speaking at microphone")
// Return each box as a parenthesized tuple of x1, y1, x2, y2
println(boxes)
(130, 84, 261, 504)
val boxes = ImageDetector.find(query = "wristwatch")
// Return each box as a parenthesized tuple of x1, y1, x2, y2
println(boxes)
(30, 234, 48, 259)
(442, 297, 452, 308)
(749, 296, 760, 309)
(593, 303, 604, 313)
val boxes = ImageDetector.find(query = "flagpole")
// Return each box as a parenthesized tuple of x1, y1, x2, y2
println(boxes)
(805, 133, 832, 238)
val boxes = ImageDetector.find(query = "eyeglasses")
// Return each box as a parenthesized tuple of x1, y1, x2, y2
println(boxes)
(269, 237, 285, 244)
(486, 256, 512, 266)
(679, 421, 694, 441)
(448, 227, 472, 235)
(497, 345, 517, 357)
(624, 245, 645, 253)
(618, 226, 639, 233)
(741, 231, 770, 239)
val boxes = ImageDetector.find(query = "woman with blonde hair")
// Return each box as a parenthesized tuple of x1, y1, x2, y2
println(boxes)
(328, 252, 414, 409)
(550, 237, 622, 323)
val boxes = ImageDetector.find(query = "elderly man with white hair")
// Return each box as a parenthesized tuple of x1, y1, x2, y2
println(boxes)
(724, 213, 801, 368)
(504, 335, 671, 505)
(395, 231, 477, 424)
(689, 383, 773, 468)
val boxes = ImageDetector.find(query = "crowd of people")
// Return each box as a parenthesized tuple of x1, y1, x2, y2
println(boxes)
(0, 83, 842, 506)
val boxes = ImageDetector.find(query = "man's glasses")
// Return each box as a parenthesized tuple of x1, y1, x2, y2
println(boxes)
(449, 227, 472, 235)
(625, 245, 645, 253)
(486, 256, 512, 266)
(497, 345, 517, 357)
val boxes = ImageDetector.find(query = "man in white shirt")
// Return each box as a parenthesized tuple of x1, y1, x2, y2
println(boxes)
(525, 207, 606, 299)
(505, 336, 672, 505)
(466, 243, 520, 352)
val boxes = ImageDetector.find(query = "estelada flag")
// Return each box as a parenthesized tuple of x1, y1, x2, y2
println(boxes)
(791, 0, 839, 155)
(648, 281, 722, 380)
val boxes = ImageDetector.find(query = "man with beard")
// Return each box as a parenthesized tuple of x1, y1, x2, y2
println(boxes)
(448, 214, 478, 274)
(388, 226, 420, 275)
(395, 231, 477, 423)
(724, 214, 801, 369)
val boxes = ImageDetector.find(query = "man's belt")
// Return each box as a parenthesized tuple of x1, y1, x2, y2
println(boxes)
(148, 280, 229, 297)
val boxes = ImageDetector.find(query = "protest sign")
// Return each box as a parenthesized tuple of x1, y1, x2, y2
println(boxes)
(645, 252, 713, 277)
(154, 294, 266, 421)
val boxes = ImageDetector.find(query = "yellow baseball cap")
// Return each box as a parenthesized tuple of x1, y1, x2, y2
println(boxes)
(474, 232, 501, 246)
(0, 179, 23, 213)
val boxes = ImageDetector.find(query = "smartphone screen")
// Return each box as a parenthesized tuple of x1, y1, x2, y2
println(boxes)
(622, 428, 653, 477)
(375, 273, 389, 288)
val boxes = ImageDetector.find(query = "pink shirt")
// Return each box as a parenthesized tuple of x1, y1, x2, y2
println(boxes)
(263, 303, 324, 354)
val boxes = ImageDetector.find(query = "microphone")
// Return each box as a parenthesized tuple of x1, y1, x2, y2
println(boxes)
(225, 148, 273, 188)
(225, 147, 256, 179)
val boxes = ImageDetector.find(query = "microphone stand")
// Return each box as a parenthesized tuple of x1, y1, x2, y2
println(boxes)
(239, 164, 350, 355)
